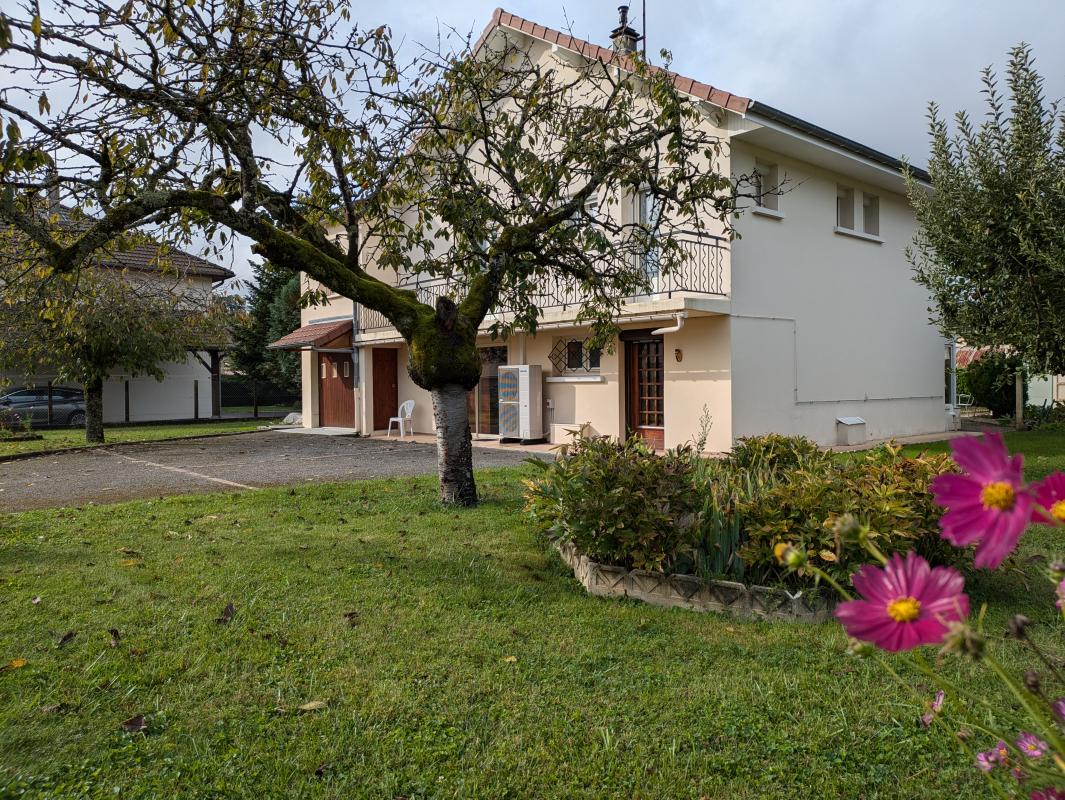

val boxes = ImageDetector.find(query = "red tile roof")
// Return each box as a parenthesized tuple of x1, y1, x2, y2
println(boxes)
(474, 8, 752, 114)
(269, 319, 352, 350)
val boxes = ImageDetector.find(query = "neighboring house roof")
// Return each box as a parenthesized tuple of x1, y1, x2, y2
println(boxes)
(269, 318, 352, 350)
(50, 205, 235, 282)
(477, 8, 929, 184)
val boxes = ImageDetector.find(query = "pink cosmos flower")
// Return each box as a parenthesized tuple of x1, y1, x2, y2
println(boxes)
(975, 748, 997, 772)
(931, 433, 1034, 569)
(835, 552, 969, 652)
(921, 689, 946, 727)
(1035, 473, 1065, 526)
(1017, 732, 1049, 759)
(1031, 788, 1065, 800)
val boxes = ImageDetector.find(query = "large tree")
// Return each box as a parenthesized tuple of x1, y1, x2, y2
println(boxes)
(907, 44, 1065, 377)
(0, 0, 748, 504)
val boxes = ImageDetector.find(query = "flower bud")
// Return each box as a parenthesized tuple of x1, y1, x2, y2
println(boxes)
(831, 513, 862, 541)
(1007, 614, 1031, 639)
(1024, 670, 1042, 695)
(773, 542, 806, 569)
(940, 621, 985, 660)
(846, 637, 875, 657)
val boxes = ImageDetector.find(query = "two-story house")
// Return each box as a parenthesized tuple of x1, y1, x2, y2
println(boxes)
(271, 8, 948, 453)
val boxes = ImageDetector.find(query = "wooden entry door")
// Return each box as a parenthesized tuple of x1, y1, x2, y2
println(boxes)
(318, 352, 355, 427)
(372, 348, 399, 431)
(625, 338, 665, 449)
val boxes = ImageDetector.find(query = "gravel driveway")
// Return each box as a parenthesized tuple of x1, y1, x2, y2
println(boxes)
(0, 430, 547, 511)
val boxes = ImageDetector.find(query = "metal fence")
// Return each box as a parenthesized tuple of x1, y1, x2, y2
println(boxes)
(356, 232, 727, 334)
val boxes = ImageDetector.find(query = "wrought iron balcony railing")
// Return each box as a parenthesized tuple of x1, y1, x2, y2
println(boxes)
(356, 231, 727, 335)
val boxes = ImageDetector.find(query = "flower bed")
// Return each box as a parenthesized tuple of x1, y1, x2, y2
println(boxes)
(555, 541, 835, 623)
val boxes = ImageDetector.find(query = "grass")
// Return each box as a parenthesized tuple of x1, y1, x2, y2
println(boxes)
(900, 426, 1065, 481)
(0, 433, 1063, 798)
(0, 420, 269, 458)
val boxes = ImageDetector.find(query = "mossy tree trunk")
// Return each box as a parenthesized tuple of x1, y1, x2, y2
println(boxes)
(406, 297, 484, 507)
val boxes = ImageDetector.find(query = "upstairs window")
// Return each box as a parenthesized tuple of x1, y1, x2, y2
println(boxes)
(753, 161, 779, 210)
(862, 192, 880, 236)
(836, 185, 855, 229)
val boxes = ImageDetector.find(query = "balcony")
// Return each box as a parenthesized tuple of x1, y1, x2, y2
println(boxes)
(356, 231, 727, 337)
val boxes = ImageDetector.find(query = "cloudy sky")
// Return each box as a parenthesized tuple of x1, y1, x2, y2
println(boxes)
(220, 0, 1065, 283)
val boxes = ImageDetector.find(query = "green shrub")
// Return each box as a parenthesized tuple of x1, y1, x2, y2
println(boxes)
(1026, 401, 1065, 430)
(727, 433, 826, 472)
(961, 350, 1027, 417)
(525, 434, 957, 591)
(525, 435, 699, 572)
(735, 444, 957, 587)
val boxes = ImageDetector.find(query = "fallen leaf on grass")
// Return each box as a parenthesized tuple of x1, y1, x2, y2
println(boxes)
(31, 596, 41, 605)
(314, 763, 330, 777)
(502, 655, 518, 664)
(117, 547, 142, 557)
(342, 611, 359, 628)
(5, 658, 27, 670)
(215, 603, 236, 624)
(56, 631, 76, 648)
(108, 628, 121, 647)
(118, 559, 139, 567)
(298, 700, 328, 712)
(120, 714, 147, 733)
(40, 703, 62, 714)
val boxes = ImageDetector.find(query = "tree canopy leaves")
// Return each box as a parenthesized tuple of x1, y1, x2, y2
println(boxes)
(907, 44, 1065, 374)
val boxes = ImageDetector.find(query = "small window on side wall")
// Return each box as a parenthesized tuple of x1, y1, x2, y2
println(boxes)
(862, 193, 880, 236)
(836, 185, 855, 229)
(551, 339, 602, 373)
(753, 161, 779, 210)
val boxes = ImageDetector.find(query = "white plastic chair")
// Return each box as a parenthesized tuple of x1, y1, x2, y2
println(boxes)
(387, 400, 415, 438)
(957, 394, 974, 416)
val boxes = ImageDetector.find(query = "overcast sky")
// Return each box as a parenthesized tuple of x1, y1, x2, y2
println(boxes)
(219, 0, 1065, 284)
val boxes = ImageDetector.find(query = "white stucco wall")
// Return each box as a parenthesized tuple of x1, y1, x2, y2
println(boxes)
(728, 142, 946, 445)
(101, 355, 214, 423)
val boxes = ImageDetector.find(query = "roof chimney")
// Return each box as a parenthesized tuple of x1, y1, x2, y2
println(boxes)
(610, 5, 642, 55)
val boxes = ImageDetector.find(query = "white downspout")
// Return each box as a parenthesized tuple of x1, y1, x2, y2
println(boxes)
(651, 312, 688, 336)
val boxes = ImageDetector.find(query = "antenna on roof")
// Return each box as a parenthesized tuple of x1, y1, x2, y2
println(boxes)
(642, 0, 646, 58)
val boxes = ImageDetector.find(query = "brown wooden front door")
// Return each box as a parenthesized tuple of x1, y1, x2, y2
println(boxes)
(372, 348, 399, 431)
(625, 338, 665, 449)
(318, 352, 355, 427)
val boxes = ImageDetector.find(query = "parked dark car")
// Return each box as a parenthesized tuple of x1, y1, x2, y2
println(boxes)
(0, 386, 86, 427)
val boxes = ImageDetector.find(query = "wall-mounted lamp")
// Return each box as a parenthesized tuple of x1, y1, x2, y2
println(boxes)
(674, 348, 683, 363)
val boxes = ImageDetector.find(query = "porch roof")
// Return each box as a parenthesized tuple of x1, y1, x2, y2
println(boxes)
(268, 319, 352, 350)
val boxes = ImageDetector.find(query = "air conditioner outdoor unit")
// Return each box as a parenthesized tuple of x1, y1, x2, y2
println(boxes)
(497, 365, 544, 442)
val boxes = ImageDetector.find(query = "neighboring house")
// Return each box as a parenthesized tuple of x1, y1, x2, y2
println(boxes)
(2, 208, 235, 424)
(956, 346, 1065, 408)
(271, 8, 949, 452)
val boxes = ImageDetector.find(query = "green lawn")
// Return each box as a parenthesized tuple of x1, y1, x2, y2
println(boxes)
(901, 427, 1065, 481)
(0, 433, 1063, 798)
(0, 420, 269, 458)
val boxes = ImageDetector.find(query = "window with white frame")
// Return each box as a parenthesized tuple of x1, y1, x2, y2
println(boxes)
(550, 338, 602, 373)
(836, 185, 855, 229)
(862, 192, 880, 236)
(753, 161, 779, 210)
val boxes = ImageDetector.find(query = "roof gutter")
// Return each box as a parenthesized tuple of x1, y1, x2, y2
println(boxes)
(747, 101, 931, 185)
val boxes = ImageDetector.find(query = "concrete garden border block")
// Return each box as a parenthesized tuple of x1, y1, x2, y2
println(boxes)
(554, 542, 835, 623)
(586, 562, 629, 597)
(705, 579, 750, 615)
